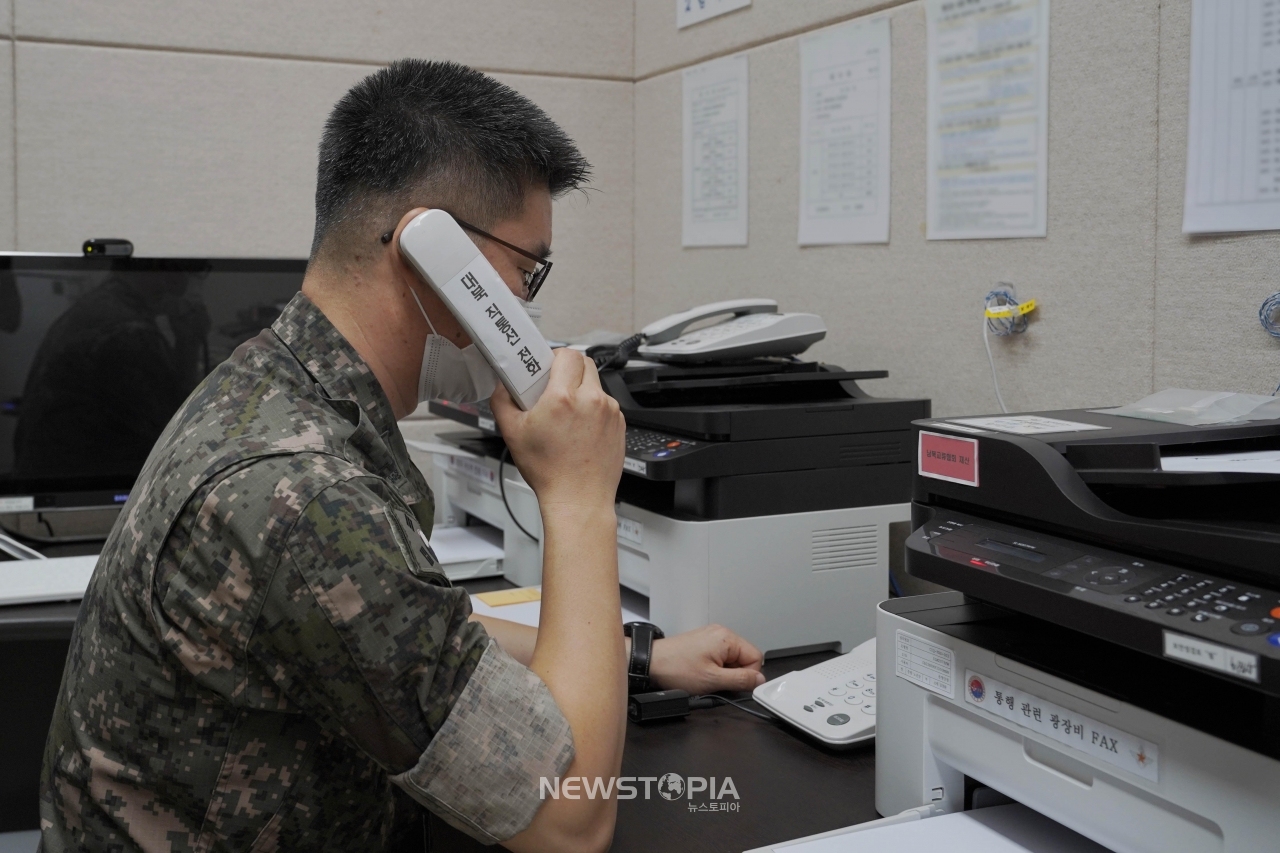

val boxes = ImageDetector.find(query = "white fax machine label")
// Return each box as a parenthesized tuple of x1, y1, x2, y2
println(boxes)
(0, 496, 34, 513)
(616, 517, 644, 546)
(446, 455, 497, 487)
(894, 629, 955, 698)
(965, 670, 1160, 782)
(1163, 631, 1259, 683)
(623, 458, 648, 475)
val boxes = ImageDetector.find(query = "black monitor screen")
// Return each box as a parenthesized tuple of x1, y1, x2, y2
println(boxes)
(0, 256, 307, 510)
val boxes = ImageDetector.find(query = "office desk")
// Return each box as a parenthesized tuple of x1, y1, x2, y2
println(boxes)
(430, 649, 878, 852)
(434, 578, 881, 852)
(5, 588, 881, 851)
(0, 601, 79, 833)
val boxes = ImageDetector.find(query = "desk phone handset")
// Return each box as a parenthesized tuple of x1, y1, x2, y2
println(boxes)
(399, 210, 554, 410)
(636, 298, 826, 362)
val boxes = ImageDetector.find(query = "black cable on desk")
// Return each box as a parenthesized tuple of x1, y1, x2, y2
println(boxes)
(692, 694, 776, 722)
(499, 446, 540, 544)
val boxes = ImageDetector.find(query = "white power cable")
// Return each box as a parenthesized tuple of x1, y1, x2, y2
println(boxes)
(983, 315, 1009, 414)
(982, 284, 1032, 415)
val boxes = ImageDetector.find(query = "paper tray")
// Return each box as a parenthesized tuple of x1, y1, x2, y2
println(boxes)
(0, 555, 98, 607)
(746, 804, 1111, 853)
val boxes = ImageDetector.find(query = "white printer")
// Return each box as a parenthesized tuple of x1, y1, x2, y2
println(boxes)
(755, 408, 1280, 851)
(428, 356, 929, 656)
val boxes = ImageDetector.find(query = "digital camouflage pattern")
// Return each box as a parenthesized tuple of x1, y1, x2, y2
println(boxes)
(39, 293, 574, 851)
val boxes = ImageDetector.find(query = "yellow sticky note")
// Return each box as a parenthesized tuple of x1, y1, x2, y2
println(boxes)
(475, 587, 542, 607)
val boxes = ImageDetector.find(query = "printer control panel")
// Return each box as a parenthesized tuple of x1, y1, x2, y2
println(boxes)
(622, 427, 701, 468)
(911, 513, 1280, 682)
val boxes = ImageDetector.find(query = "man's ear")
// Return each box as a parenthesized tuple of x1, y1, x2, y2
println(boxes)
(388, 207, 430, 270)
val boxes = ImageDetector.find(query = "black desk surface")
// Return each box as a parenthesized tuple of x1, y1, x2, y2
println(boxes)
(439, 578, 881, 853)
(1, 583, 880, 851)
(610, 650, 878, 853)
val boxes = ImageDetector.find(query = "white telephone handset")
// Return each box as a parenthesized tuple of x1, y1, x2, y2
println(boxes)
(637, 298, 827, 362)
(399, 210, 554, 410)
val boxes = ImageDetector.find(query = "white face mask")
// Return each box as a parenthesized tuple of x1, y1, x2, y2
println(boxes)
(408, 287, 498, 405)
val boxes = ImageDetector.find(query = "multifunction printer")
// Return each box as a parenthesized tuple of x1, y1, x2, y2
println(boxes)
(430, 359, 929, 656)
(874, 409, 1280, 853)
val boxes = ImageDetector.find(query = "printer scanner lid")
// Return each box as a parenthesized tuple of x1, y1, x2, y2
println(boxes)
(602, 360, 930, 441)
(913, 409, 1280, 586)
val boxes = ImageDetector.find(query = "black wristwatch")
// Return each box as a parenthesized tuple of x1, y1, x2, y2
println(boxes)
(623, 621, 665, 694)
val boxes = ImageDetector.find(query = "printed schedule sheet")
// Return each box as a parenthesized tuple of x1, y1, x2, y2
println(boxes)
(683, 55, 750, 247)
(1184, 0, 1280, 233)
(926, 0, 1050, 240)
(798, 18, 892, 245)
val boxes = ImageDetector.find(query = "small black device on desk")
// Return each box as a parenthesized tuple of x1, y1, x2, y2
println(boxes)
(906, 408, 1280, 758)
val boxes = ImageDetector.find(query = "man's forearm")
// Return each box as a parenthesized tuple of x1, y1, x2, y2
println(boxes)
(506, 504, 626, 853)
(472, 615, 639, 670)
(469, 614, 538, 666)
(533, 504, 626, 757)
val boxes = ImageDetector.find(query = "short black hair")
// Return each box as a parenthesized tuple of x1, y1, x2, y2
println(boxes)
(310, 59, 591, 262)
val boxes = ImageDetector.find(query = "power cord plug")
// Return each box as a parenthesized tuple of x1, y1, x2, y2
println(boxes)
(982, 283, 1037, 413)
(628, 689, 775, 724)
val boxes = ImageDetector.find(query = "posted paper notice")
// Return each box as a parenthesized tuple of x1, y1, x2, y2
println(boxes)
(683, 55, 750, 247)
(677, 0, 751, 29)
(1183, 0, 1280, 233)
(799, 17, 892, 245)
(926, 0, 1050, 240)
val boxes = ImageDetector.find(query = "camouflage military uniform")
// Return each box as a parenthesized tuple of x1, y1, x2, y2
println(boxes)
(39, 293, 574, 851)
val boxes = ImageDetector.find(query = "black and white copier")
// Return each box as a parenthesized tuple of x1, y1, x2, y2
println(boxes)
(754, 408, 1280, 852)
(428, 358, 929, 656)
(871, 409, 1280, 852)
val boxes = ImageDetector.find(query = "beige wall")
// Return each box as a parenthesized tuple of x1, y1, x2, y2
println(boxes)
(0, 1, 634, 342)
(634, 0, 1280, 417)
(1, 1, 1277, 404)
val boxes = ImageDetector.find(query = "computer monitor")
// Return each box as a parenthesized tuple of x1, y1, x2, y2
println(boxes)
(0, 255, 307, 511)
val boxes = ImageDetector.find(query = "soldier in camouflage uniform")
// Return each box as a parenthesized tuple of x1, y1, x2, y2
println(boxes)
(40, 291, 573, 849)
(40, 59, 765, 853)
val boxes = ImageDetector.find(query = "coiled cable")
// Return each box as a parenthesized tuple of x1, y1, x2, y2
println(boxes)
(1258, 292, 1280, 395)
(982, 284, 1028, 414)
(586, 333, 646, 371)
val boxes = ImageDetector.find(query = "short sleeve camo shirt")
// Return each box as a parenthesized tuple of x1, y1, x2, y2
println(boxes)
(39, 293, 574, 851)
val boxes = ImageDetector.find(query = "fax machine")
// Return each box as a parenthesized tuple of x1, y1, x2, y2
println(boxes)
(429, 359, 929, 656)
(875, 410, 1280, 853)
(754, 409, 1280, 852)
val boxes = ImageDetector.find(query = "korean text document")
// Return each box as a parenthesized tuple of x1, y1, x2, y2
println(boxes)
(683, 55, 750, 247)
(799, 17, 892, 245)
(926, 0, 1050, 240)
(1184, 0, 1280, 234)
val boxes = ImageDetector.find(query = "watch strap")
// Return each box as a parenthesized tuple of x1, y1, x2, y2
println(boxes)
(624, 622, 664, 694)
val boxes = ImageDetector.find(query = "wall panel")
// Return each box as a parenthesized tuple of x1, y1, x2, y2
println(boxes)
(1153, 1, 1280, 396)
(15, 43, 376, 257)
(636, 0, 903, 79)
(16, 0, 633, 79)
(634, 1, 1161, 418)
(492, 75, 635, 341)
(12, 44, 633, 339)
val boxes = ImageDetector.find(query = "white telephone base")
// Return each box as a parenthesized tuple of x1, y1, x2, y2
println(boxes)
(752, 637, 876, 747)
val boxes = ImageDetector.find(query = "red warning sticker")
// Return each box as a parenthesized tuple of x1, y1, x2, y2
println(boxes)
(918, 430, 979, 486)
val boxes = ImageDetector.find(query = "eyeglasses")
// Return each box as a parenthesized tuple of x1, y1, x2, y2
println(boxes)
(384, 215, 552, 299)
(452, 216, 552, 302)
